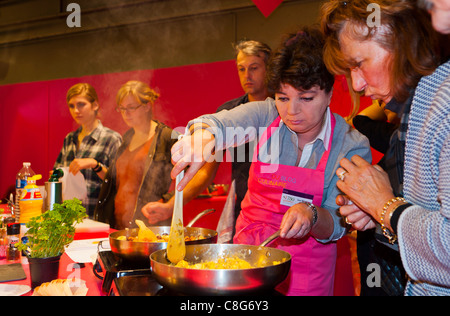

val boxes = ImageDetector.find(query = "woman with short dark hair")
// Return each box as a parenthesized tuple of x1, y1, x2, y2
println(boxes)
(170, 26, 371, 295)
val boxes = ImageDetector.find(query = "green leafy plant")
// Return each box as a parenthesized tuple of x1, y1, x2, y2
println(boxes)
(17, 198, 86, 258)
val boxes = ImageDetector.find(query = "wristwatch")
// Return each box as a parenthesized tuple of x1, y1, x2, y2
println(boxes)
(92, 161, 103, 173)
(303, 202, 318, 226)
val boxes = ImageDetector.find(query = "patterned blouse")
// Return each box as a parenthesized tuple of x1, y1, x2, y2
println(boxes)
(54, 120, 122, 217)
(400, 60, 450, 296)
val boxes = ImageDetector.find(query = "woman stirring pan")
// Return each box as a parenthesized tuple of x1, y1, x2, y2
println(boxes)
(171, 26, 371, 296)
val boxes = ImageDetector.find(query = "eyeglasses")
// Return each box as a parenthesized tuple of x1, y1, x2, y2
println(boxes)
(115, 103, 143, 114)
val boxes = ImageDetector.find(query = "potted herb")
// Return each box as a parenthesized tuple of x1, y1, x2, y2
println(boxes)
(17, 198, 86, 288)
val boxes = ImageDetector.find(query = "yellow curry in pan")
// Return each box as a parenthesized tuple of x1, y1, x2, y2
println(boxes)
(116, 220, 208, 243)
(116, 234, 207, 243)
(174, 256, 288, 270)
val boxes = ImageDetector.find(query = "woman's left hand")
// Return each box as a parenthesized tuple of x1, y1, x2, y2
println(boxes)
(280, 203, 314, 239)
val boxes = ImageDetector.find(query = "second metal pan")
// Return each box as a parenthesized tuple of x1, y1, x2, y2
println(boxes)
(109, 209, 217, 263)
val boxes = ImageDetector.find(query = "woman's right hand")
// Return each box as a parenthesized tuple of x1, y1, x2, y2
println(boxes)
(171, 127, 216, 191)
(69, 158, 97, 175)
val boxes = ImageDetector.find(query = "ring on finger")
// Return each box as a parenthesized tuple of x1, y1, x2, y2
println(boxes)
(344, 217, 352, 226)
(338, 170, 348, 181)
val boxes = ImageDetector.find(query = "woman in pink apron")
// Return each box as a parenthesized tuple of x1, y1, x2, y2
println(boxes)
(171, 26, 371, 296)
(234, 113, 337, 295)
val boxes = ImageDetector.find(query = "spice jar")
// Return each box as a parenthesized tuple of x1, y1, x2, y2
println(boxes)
(1, 218, 14, 260)
(6, 223, 21, 262)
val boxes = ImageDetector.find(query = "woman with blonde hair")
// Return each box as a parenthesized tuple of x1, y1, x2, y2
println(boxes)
(54, 83, 122, 217)
(94, 81, 177, 229)
(320, 0, 448, 295)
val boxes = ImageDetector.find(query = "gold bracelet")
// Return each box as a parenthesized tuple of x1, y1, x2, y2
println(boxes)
(380, 197, 406, 245)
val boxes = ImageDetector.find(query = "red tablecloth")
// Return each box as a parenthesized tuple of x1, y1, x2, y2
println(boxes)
(0, 199, 356, 296)
(0, 230, 111, 296)
(0, 196, 227, 296)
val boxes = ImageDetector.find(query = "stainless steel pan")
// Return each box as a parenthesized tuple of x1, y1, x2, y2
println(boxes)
(149, 231, 291, 295)
(109, 209, 217, 263)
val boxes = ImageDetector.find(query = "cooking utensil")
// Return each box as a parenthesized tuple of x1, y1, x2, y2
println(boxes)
(109, 209, 217, 263)
(150, 233, 291, 295)
(166, 170, 185, 264)
(259, 230, 281, 247)
(135, 220, 157, 241)
(186, 208, 215, 227)
(109, 227, 217, 263)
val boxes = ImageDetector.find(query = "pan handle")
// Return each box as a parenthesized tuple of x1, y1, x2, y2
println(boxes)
(186, 208, 216, 227)
(259, 230, 281, 247)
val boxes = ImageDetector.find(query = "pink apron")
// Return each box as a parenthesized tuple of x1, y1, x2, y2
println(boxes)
(234, 115, 337, 296)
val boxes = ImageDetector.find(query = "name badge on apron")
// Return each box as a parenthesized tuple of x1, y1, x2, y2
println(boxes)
(280, 188, 314, 208)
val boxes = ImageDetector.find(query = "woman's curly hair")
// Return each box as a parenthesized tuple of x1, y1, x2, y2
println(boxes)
(266, 25, 335, 95)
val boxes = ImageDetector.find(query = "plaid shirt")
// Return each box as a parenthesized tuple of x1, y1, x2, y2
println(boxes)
(54, 120, 122, 216)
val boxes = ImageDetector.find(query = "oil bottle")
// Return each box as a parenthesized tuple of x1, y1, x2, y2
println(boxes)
(19, 175, 43, 224)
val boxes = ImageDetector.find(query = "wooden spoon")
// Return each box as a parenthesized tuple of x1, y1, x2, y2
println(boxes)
(167, 170, 186, 264)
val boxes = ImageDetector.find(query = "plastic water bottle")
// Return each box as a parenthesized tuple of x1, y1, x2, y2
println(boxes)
(15, 162, 35, 223)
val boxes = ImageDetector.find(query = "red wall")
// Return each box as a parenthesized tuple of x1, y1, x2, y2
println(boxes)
(0, 60, 375, 198)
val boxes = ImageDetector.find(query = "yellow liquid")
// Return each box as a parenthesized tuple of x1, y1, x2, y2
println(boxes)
(19, 199, 42, 223)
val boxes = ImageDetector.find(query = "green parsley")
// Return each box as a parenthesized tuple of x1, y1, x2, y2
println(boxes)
(17, 198, 86, 258)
